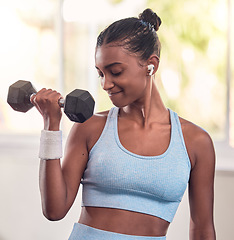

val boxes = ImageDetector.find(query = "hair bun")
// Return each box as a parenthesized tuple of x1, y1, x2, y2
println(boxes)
(139, 8, 161, 31)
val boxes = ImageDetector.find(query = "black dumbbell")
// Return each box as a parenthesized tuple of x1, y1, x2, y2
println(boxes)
(7, 80, 95, 123)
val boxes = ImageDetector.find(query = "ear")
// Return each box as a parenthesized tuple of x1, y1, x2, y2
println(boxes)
(147, 55, 160, 76)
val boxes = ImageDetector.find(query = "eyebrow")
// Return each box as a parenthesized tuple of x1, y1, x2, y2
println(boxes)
(95, 62, 122, 70)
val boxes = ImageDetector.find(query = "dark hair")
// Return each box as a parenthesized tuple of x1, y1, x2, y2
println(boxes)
(96, 8, 162, 61)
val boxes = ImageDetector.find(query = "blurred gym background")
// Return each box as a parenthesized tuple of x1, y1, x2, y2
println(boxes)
(0, 0, 233, 239)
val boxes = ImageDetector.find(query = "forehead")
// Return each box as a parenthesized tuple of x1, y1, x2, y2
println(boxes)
(95, 44, 139, 68)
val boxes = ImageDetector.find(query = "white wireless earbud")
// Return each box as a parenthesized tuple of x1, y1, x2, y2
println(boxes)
(147, 64, 155, 76)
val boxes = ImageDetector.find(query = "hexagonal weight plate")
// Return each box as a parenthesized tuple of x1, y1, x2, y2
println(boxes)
(7, 80, 37, 112)
(64, 89, 95, 123)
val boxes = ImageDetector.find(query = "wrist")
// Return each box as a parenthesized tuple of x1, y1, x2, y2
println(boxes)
(39, 130, 63, 160)
(44, 118, 61, 131)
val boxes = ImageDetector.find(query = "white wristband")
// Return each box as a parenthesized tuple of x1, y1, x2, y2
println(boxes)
(39, 130, 63, 160)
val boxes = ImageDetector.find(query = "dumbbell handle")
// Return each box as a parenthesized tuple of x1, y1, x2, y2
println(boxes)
(30, 93, 65, 108)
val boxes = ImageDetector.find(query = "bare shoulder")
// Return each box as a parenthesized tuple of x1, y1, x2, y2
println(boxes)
(179, 117, 213, 143)
(178, 116, 215, 168)
(67, 110, 110, 152)
(70, 110, 109, 134)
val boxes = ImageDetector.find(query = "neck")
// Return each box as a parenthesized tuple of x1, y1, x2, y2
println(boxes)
(121, 79, 168, 128)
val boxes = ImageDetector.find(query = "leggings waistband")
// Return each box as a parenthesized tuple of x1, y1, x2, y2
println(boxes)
(68, 223, 166, 240)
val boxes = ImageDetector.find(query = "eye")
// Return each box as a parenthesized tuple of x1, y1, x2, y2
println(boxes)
(97, 70, 104, 78)
(111, 71, 122, 77)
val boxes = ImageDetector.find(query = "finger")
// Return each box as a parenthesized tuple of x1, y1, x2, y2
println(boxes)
(29, 95, 43, 115)
(40, 89, 61, 98)
(45, 90, 62, 105)
(30, 88, 46, 104)
(37, 88, 47, 94)
(30, 93, 37, 105)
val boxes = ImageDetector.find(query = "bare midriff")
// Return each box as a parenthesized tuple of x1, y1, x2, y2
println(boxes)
(78, 207, 169, 237)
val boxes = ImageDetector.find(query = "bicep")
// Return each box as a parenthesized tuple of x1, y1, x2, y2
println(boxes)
(188, 132, 216, 234)
(61, 123, 89, 208)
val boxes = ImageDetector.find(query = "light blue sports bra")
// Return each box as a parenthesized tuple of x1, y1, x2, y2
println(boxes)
(81, 107, 191, 223)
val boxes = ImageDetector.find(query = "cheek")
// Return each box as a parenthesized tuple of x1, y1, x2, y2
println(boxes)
(128, 71, 147, 92)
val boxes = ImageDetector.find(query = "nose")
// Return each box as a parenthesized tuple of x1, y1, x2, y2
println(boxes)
(101, 76, 115, 91)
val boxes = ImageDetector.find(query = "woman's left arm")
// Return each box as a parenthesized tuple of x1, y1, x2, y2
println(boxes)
(188, 129, 216, 240)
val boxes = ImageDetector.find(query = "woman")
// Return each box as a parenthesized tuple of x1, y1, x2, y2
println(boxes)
(32, 8, 216, 240)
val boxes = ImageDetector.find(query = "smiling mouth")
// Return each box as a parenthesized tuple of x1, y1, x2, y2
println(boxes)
(108, 91, 123, 96)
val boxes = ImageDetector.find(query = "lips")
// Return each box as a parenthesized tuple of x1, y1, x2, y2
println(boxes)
(108, 90, 123, 96)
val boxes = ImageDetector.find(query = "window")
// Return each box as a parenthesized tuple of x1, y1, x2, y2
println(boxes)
(0, 0, 59, 134)
(0, 0, 233, 150)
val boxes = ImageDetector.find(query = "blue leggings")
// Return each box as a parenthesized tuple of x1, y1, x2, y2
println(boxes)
(68, 223, 166, 240)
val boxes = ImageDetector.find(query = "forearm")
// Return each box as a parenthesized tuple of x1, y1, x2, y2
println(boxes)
(39, 159, 69, 221)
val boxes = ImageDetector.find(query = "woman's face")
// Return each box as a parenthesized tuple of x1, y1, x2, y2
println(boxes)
(95, 44, 149, 108)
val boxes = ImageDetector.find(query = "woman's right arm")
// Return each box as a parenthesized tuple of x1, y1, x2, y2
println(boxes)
(39, 123, 89, 221)
(31, 88, 89, 221)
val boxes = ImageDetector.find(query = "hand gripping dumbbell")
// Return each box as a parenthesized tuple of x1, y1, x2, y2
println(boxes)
(7, 80, 95, 123)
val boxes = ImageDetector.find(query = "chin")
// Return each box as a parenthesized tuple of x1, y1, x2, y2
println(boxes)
(112, 101, 128, 108)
